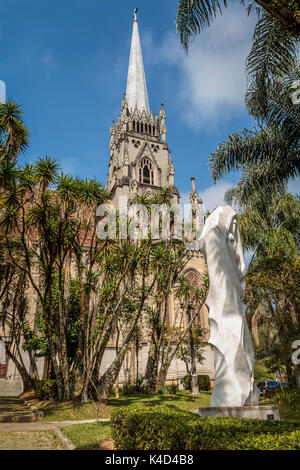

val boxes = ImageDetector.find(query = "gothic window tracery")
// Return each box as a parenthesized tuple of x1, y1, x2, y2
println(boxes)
(139, 158, 154, 185)
(184, 270, 202, 326)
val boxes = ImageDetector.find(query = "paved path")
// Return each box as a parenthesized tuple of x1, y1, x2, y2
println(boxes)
(0, 397, 111, 449)
(0, 418, 110, 431)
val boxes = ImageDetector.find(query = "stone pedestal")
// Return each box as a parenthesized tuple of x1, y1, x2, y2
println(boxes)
(198, 405, 280, 421)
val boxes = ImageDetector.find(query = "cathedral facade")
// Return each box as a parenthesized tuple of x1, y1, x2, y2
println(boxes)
(0, 12, 214, 396)
(100, 12, 214, 385)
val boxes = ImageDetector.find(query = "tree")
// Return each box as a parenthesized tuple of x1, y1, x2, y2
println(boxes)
(0, 99, 29, 164)
(176, 324, 205, 390)
(177, 2, 300, 199)
(209, 67, 300, 201)
(176, 1, 300, 50)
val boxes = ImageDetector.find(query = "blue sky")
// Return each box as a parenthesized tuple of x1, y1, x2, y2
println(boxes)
(1, 0, 262, 211)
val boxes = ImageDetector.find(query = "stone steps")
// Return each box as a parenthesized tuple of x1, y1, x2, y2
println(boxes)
(0, 379, 23, 397)
(0, 397, 44, 422)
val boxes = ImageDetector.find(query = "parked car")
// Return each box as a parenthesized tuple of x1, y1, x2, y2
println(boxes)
(278, 382, 289, 389)
(256, 381, 280, 394)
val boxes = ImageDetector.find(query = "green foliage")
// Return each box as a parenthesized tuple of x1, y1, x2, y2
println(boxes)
(159, 383, 178, 395)
(0, 99, 30, 163)
(176, 325, 205, 364)
(121, 377, 146, 396)
(35, 380, 58, 400)
(197, 374, 211, 391)
(176, 1, 228, 51)
(111, 405, 300, 450)
(180, 374, 210, 391)
(275, 389, 300, 410)
(254, 357, 274, 381)
(180, 374, 192, 390)
(177, 2, 300, 200)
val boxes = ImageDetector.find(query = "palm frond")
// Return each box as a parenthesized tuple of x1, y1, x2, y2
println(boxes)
(176, 0, 228, 51)
(209, 125, 297, 180)
(246, 11, 298, 119)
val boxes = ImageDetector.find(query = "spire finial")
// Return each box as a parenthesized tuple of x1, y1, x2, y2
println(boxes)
(134, 8, 138, 22)
(191, 176, 196, 193)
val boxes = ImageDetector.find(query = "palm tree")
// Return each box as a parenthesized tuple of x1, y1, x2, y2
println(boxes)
(0, 99, 29, 164)
(176, 1, 300, 52)
(209, 66, 300, 201)
(176, 2, 300, 197)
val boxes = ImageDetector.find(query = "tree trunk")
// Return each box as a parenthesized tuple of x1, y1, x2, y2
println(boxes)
(97, 308, 144, 401)
(144, 339, 159, 393)
(254, 0, 300, 37)
(295, 364, 300, 390)
(28, 351, 39, 382)
(7, 350, 33, 393)
(155, 360, 170, 392)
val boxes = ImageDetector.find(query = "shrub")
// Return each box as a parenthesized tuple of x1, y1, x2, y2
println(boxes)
(275, 389, 300, 410)
(111, 405, 300, 450)
(159, 383, 178, 395)
(180, 375, 191, 390)
(197, 375, 211, 391)
(121, 377, 145, 396)
(34, 379, 57, 400)
(180, 374, 211, 391)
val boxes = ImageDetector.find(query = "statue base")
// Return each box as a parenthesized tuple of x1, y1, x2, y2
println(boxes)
(198, 405, 280, 421)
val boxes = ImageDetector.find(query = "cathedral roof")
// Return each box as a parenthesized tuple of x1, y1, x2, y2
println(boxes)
(126, 9, 150, 114)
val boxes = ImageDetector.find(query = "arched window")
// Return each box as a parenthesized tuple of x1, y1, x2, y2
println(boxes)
(143, 164, 150, 183)
(140, 158, 154, 185)
(185, 271, 201, 326)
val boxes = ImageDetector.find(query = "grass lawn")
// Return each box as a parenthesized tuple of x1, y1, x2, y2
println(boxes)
(259, 394, 300, 423)
(36, 390, 211, 422)
(35, 390, 300, 424)
(46, 391, 300, 450)
(62, 422, 113, 450)
(38, 399, 110, 422)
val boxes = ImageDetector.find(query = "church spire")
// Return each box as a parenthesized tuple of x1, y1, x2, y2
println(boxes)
(126, 9, 150, 114)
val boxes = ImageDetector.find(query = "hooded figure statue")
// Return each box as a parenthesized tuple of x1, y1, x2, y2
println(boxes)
(199, 206, 259, 407)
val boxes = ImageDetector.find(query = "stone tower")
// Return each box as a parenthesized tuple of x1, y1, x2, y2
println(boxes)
(104, 11, 214, 385)
(107, 10, 179, 209)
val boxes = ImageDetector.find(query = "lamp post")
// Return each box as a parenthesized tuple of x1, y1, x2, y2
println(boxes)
(187, 301, 200, 396)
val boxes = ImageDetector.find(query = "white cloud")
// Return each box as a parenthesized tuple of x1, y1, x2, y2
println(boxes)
(199, 181, 234, 212)
(0, 80, 6, 103)
(287, 177, 300, 195)
(156, 3, 256, 128)
(180, 180, 234, 214)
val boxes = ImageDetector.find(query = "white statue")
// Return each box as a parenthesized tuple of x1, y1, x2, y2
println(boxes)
(199, 206, 259, 407)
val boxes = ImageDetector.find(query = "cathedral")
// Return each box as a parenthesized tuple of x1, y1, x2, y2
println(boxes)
(0, 11, 214, 396)
(100, 11, 214, 386)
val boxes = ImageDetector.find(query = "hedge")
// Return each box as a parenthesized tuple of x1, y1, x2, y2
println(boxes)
(111, 405, 300, 450)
